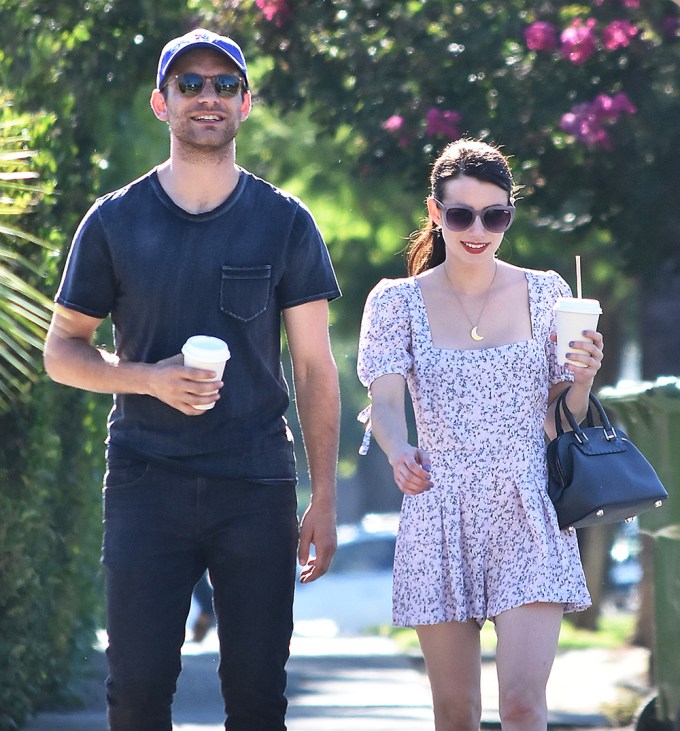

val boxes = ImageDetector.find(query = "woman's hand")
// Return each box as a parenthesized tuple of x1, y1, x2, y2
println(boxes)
(564, 329, 604, 385)
(388, 445, 433, 495)
(547, 330, 605, 435)
(550, 330, 603, 384)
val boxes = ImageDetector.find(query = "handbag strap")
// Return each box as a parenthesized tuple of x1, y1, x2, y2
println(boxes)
(553, 387, 617, 444)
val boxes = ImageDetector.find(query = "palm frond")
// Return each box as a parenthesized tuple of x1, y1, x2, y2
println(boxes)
(0, 90, 56, 411)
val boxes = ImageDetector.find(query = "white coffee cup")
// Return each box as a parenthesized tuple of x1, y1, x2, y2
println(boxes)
(553, 297, 602, 368)
(181, 335, 231, 410)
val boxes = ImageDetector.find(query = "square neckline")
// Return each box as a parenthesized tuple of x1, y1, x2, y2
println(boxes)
(412, 269, 536, 353)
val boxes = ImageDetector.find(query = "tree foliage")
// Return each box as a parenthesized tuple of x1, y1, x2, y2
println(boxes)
(0, 95, 55, 412)
(214, 0, 680, 279)
(0, 2, 198, 725)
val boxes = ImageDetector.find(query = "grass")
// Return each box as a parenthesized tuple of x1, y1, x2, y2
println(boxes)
(388, 611, 636, 654)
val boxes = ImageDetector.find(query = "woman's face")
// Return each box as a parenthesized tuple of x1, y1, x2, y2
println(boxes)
(427, 174, 510, 266)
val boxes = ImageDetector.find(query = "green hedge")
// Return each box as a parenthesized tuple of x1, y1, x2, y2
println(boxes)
(0, 378, 107, 729)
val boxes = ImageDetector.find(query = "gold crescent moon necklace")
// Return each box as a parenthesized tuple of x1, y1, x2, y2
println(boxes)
(443, 261, 498, 342)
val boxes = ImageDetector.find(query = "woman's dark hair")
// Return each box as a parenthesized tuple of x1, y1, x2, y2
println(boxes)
(406, 139, 515, 276)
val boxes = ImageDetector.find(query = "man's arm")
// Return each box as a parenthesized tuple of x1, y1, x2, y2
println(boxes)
(283, 298, 340, 583)
(44, 304, 222, 414)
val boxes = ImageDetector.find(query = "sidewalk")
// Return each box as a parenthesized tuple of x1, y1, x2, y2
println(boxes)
(24, 630, 650, 730)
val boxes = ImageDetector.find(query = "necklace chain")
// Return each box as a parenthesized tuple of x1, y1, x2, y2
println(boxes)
(443, 261, 498, 341)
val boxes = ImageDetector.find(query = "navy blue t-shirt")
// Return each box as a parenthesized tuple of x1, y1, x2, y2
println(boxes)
(56, 168, 341, 481)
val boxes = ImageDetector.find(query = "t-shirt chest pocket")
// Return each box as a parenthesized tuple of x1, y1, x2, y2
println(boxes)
(220, 265, 272, 323)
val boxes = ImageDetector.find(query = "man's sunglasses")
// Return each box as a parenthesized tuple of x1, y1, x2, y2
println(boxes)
(433, 199, 515, 233)
(161, 73, 245, 97)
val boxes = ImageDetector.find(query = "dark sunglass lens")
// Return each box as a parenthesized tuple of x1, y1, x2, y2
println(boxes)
(483, 209, 512, 232)
(214, 75, 241, 96)
(177, 73, 204, 95)
(445, 207, 474, 231)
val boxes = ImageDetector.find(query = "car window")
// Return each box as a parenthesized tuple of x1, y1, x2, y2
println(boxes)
(330, 537, 395, 574)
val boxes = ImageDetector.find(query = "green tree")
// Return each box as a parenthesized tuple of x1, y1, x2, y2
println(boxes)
(0, 4, 198, 724)
(231, 0, 680, 273)
(0, 93, 55, 412)
(204, 0, 680, 377)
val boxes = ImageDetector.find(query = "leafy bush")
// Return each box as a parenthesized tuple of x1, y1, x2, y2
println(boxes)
(0, 380, 106, 729)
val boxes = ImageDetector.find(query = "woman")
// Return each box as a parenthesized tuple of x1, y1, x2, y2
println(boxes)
(357, 139, 603, 731)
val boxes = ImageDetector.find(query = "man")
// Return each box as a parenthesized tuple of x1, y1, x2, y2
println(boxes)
(44, 28, 340, 731)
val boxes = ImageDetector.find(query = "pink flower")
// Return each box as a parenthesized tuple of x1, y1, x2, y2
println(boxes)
(382, 115, 410, 147)
(560, 107, 612, 149)
(560, 18, 598, 64)
(560, 92, 636, 149)
(661, 15, 680, 38)
(382, 115, 405, 133)
(425, 108, 462, 139)
(255, 0, 292, 27)
(610, 92, 637, 115)
(595, 0, 639, 5)
(602, 20, 638, 50)
(524, 21, 559, 52)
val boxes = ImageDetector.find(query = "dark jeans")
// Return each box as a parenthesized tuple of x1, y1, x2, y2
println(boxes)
(102, 455, 298, 731)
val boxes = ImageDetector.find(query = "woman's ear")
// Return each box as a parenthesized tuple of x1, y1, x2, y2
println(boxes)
(150, 89, 169, 122)
(426, 196, 442, 227)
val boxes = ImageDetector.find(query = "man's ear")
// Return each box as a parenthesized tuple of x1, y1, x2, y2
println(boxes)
(150, 89, 169, 121)
(240, 91, 252, 122)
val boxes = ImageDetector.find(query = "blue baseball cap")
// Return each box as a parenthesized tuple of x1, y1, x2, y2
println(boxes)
(157, 29, 249, 90)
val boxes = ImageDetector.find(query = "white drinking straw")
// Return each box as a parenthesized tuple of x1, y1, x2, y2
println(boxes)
(575, 255, 582, 299)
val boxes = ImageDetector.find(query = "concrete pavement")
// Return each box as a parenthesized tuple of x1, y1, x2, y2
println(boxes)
(24, 629, 650, 730)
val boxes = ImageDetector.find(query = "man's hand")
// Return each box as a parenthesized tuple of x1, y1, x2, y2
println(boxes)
(297, 501, 337, 584)
(148, 354, 223, 415)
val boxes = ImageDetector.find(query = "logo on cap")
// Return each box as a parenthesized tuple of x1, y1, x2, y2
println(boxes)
(157, 29, 248, 90)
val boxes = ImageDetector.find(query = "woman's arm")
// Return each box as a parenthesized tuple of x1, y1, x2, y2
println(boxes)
(370, 373, 433, 495)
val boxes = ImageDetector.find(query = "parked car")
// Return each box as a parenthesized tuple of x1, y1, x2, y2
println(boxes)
(293, 513, 398, 636)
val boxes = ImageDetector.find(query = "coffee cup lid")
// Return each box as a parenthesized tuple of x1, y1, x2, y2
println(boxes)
(182, 335, 231, 362)
(553, 297, 602, 315)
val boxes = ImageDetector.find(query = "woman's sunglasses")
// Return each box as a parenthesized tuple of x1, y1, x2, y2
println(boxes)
(433, 199, 515, 233)
(161, 73, 245, 97)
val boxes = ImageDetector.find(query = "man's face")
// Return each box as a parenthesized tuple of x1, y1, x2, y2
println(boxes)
(154, 49, 251, 158)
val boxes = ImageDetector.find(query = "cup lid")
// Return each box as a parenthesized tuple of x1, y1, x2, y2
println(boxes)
(182, 335, 231, 361)
(553, 297, 602, 315)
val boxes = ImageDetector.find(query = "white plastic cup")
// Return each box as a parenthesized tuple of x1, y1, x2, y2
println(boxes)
(553, 297, 602, 368)
(181, 335, 231, 410)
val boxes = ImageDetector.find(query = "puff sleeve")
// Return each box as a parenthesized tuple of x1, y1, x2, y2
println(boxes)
(356, 279, 415, 453)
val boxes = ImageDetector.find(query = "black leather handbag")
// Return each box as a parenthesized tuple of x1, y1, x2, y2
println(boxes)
(546, 388, 668, 530)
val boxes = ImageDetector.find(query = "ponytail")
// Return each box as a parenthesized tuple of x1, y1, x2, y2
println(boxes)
(406, 221, 446, 276)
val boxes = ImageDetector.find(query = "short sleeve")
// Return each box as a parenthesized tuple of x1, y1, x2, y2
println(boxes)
(357, 279, 414, 388)
(55, 200, 116, 319)
(277, 202, 341, 308)
(356, 279, 414, 454)
(545, 271, 575, 386)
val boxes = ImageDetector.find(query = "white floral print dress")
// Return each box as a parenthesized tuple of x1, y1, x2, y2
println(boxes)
(357, 268, 591, 626)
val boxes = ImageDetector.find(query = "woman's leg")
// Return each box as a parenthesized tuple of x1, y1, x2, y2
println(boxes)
(415, 620, 482, 731)
(494, 603, 563, 731)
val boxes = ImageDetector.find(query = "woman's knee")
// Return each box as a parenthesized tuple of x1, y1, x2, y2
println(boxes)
(499, 684, 546, 728)
(432, 691, 481, 731)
